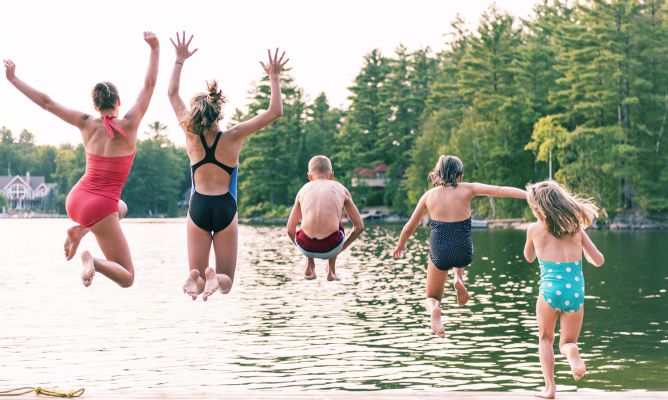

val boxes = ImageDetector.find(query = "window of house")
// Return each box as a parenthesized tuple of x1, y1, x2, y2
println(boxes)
(9, 184, 27, 199)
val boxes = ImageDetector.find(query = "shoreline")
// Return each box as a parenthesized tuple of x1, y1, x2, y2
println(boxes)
(1, 214, 668, 230)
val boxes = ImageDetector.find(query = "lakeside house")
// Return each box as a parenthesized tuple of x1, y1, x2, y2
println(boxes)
(0, 172, 57, 211)
(351, 163, 389, 188)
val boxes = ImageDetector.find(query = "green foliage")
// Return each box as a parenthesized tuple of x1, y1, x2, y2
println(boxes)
(525, 115, 568, 163)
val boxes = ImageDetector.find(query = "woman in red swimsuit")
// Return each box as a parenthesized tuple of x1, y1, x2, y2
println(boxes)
(4, 32, 159, 288)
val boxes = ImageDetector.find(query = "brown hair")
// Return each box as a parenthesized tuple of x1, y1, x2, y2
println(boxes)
(308, 155, 333, 174)
(92, 81, 119, 111)
(527, 180, 598, 238)
(429, 155, 464, 187)
(181, 80, 226, 136)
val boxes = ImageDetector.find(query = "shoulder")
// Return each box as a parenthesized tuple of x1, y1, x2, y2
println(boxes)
(334, 180, 349, 190)
(459, 182, 478, 192)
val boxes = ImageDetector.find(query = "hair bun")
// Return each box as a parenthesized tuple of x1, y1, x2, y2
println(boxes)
(206, 80, 225, 104)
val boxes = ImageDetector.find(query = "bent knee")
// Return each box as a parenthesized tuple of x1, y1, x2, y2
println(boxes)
(119, 272, 135, 288)
(538, 330, 555, 343)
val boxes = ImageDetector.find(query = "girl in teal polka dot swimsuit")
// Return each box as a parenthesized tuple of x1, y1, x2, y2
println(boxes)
(524, 180, 605, 399)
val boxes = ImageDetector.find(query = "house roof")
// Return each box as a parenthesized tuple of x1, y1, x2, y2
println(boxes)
(353, 163, 389, 177)
(0, 174, 47, 190)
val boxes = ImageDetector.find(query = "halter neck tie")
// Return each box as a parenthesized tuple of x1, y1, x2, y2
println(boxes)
(101, 115, 127, 139)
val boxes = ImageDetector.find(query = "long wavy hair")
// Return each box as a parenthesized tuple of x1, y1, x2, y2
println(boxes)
(527, 180, 598, 238)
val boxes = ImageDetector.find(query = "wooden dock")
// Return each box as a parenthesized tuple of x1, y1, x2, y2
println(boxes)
(6, 390, 668, 399)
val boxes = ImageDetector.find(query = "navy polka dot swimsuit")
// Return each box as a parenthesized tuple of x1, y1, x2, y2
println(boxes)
(429, 218, 474, 270)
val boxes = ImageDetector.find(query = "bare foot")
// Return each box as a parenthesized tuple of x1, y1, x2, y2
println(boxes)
(304, 260, 316, 280)
(64, 225, 87, 261)
(217, 274, 233, 294)
(202, 267, 219, 301)
(454, 279, 471, 306)
(564, 344, 586, 381)
(535, 387, 555, 399)
(430, 306, 445, 338)
(183, 269, 202, 300)
(80, 251, 95, 287)
(327, 272, 340, 281)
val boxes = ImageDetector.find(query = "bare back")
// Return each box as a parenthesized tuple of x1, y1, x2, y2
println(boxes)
(424, 183, 476, 222)
(81, 117, 137, 157)
(298, 180, 348, 238)
(528, 223, 584, 263)
(185, 126, 242, 196)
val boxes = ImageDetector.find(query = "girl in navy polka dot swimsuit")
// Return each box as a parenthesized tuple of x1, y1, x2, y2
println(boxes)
(393, 155, 527, 338)
(524, 180, 605, 399)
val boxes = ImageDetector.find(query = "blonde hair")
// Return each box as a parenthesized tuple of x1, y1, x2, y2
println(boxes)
(181, 80, 226, 136)
(429, 155, 463, 187)
(308, 155, 332, 174)
(527, 180, 598, 238)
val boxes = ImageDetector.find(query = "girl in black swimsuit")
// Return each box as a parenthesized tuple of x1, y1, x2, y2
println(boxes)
(393, 155, 527, 337)
(168, 31, 288, 301)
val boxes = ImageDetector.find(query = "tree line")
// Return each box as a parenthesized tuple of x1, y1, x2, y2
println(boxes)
(2, 1, 667, 220)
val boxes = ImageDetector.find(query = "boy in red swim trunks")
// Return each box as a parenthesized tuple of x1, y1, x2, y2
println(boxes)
(287, 155, 365, 280)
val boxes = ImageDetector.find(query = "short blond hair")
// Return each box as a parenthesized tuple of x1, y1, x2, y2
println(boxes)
(308, 155, 333, 174)
(527, 180, 598, 238)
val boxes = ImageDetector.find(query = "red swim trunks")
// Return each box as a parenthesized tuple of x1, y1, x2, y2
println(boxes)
(296, 223, 345, 252)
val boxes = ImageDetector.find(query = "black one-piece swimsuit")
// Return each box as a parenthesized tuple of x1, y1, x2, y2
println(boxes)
(188, 132, 238, 233)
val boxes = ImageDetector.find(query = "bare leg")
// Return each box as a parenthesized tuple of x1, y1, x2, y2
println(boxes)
(64, 200, 128, 261)
(426, 258, 447, 338)
(536, 296, 559, 399)
(186, 216, 213, 299)
(211, 215, 238, 296)
(452, 267, 470, 306)
(183, 269, 205, 300)
(559, 306, 586, 381)
(304, 257, 316, 280)
(326, 255, 340, 281)
(85, 213, 135, 288)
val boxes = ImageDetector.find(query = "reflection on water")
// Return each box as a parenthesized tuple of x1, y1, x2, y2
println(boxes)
(0, 219, 666, 394)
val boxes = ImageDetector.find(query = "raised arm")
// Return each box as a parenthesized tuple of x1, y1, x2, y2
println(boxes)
(393, 193, 428, 258)
(123, 31, 160, 128)
(339, 190, 365, 252)
(471, 182, 527, 199)
(524, 223, 537, 262)
(581, 228, 604, 267)
(4, 59, 90, 129)
(286, 194, 302, 243)
(227, 48, 289, 140)
(168, 31, 199, 121)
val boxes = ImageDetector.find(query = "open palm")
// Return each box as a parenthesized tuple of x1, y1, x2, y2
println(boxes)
(170, 31, 198, 63)
(260, 48, 289, 77)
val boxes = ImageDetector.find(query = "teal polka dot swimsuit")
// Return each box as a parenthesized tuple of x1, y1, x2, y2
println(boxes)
(539, 259, 585, 313)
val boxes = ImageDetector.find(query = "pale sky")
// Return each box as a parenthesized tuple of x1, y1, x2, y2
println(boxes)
(0, 0, 539, 146)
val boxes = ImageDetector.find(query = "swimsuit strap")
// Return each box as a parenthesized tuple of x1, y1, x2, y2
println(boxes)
(192, 132, 236, 175)
(101, 115, 127, 139)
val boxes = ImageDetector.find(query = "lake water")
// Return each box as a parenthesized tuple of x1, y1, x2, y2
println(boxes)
(0, 219, 666, 395)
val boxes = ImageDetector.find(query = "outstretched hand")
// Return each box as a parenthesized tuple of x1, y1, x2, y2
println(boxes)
(3, 59, 16, 81)
(170, 31, 198, 63)
(144, 31, 159, 50)
(392, 245, 405, 259)
(260, 48, 289, 77)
